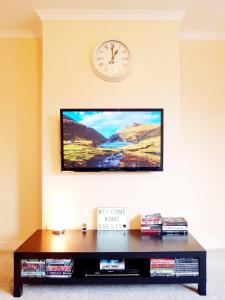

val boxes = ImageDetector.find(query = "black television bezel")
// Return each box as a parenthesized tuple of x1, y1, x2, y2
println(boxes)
(60, 108, 164, 172)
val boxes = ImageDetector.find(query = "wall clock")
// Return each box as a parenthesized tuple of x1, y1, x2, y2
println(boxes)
(92, 40, 133, 82)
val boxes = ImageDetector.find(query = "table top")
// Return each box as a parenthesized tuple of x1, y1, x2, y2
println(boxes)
(15, 230, 205, 254)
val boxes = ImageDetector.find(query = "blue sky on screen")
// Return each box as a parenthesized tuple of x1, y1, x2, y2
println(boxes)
(63, 111, 161, 138)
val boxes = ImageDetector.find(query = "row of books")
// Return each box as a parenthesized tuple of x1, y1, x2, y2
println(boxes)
(21, 259, 46, 277)
(150, 258, 199, 277)
(175, 258, 199, 277)
(46, 259, 74, 278)
(141, 213, 188, 235)
(21, 258, 199, 278)
(21, 259, 74, 278)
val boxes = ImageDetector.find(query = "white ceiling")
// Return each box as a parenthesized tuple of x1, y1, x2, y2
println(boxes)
(0, 0, 225, 37)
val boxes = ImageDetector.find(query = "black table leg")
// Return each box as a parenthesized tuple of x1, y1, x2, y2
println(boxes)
(198, 251, 207, 296)
(198, 280, 206, 296)
(14, 281, 23, 297)
(14, 253, 23, 297)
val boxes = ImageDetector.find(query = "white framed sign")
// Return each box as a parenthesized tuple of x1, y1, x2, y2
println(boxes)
(97, 207, 128, 231)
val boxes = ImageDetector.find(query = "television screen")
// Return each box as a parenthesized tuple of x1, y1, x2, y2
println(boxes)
(60, 109, 163, 172)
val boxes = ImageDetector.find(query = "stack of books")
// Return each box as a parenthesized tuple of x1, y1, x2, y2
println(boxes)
(21, 259, 46, 277)
(140, 213, 162, 235)
(45, 259, 74, 278)
(150, 258, 175, 277)
(162, 217, 188, 235)
(150, 258, 199, 277)
(175, 258, 199, 277)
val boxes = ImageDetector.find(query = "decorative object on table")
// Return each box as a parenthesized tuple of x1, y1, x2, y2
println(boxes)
(50, 203, 66, 235)
(82, 223, 87, 232)
(52, 228, 65, 235)
(97, 207, 127, 230)
(162, 217, 188, 235)
(92, 39, 133, 81)
(140, 213, 162, 235)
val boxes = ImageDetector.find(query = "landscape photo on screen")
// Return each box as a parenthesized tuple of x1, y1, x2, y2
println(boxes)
(62, 110, 162, 169)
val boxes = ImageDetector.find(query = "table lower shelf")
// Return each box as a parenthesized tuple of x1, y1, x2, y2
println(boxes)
(21, 275, 202, 285)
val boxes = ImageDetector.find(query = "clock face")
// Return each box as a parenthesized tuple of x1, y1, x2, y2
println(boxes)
(92, 40, 132, 81)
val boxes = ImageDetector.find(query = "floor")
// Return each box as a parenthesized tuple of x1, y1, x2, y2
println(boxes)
(0, 250, 225, 300)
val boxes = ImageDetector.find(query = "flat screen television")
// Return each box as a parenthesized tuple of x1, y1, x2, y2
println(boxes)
(60, 109, 163, 172)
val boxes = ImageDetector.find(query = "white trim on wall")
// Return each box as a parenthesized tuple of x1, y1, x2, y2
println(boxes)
(181, 31, 225, 40)
(0, 29, 36, 38)
(1, 14, 225, 41)
(35, 9, 185, 21)
(1, 29, 225, 40)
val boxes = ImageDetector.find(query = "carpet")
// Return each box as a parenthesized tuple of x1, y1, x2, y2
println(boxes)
(0, 250, 225, 299)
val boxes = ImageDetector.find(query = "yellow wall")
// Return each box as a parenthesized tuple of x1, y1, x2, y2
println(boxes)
(1, 25, 225, 249)
(0, 38, 41, 245)
(42, 21, 182, 231)
(181, 40, 225, 247)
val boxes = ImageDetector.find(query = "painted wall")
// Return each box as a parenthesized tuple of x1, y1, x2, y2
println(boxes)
(42, 21, 182, 231)
(181, 40, 225, 247)
(1, 25, 225, 250)
(0, 38, 41, 246)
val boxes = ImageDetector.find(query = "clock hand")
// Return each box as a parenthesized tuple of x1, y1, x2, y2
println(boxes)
(111, 43, 114, 57)
(109, 43, 114, 64)
(109, 47, 120, 64)
(113, 48, 119, 58)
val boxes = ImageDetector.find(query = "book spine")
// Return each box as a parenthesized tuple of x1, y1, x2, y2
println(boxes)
(46, 266, 73, 269)
(46, 275, 72, 278)
(151, 259, 175, 262)
(141, 230, 161, 234)
(46, 271, 73, 275)
(162, 230, 188, 235)
(141, 219, 162, 224)
(162, 226, 187, 230)
(162, 222, 187, 226)
(46, 259, 73, 265)
(141, 227, 162, 230)
(176, 273, 199, 276)
(151, 264, 176, 268)
(141, 224, 162, 227)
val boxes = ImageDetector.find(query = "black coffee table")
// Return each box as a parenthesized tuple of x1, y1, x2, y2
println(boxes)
(14, 230, 206, 297)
